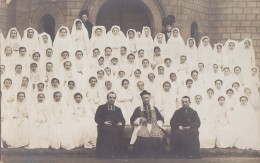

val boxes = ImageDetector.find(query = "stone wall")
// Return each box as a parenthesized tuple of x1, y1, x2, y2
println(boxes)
(208, 0, 260, 67)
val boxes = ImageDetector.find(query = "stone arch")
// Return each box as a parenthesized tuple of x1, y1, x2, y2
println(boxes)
(82, 0, 166, 36)
(30, 3, 65, 34)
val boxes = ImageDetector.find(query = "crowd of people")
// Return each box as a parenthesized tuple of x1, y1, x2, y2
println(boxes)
(0, 17, 260, 151)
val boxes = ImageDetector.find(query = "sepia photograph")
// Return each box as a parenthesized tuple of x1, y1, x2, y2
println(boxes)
(0, 0, 260, 162)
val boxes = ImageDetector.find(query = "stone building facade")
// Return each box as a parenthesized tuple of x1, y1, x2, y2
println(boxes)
(1, 0, 260, 67)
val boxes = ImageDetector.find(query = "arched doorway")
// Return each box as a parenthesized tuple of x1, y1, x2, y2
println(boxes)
(191, 21, 199, 46)
(96, 0, 151, 34)
(83, 0, 166, 36)
(41, 14, 55, 41)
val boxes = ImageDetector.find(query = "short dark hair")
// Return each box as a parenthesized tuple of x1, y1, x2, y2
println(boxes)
(239, 96, 248, 101)
(182, 96, 190, 102)
(74, 92, 83, 99)
(107, 91, 117, 99)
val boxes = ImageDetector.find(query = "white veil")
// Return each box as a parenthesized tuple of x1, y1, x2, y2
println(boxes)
(22, 27, 39, 55)
(90, 26, 106, 55)
(5, 27, 22, 52)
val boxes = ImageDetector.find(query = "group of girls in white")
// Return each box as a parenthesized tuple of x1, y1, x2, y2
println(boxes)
(0, 18, 259, 150)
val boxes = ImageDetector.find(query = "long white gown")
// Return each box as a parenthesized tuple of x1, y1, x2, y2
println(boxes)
(22, 27, 39, 55)
(197, 36, 213, 68)
(239, 38, 256, 72)
(90, 26, 106, 54)
(5, 28, 22, 53)
(184, 38, 198, 70)
(28, 100, 51, 148)
(223, 39, 239, 69)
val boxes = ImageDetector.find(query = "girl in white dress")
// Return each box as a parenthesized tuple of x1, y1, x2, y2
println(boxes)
(53, 26, 74, 60)
(69, 93, 96, 148)
(5, 28, 22, 53)
(28, 93, 51, 149)
(213, 43, 224, 69)
(185, 38, 198, 70)
(85, 77, 100, 114)
(90, 26, 106, 54)
(139, 26, 154, 57)
(49, 91, 74, 150)
(233, 66, 245, 87)
(141, 59, 153, 78)
(37, 32, 52, 55)
(166, 28, 185, 64)
(197, 36, 213, 68)
(215, 96, 235, 148)
(22, 27, 39, 55)
(2, 45, 14, 73)
(125, 53, 137, 77)
(9, 92, 30, 147)
(153, 46, 164, 65)
(126, 29, 138, 54)
(106, 25, 127, 57)
(154, 33, 167, 56)
(29, 62, 43, 88)
(223, 39, 239, 69)
(71, 19, 90, 55)
(239, 38, 255, 72)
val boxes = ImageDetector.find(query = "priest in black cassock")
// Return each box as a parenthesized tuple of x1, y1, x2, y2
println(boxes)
(130, 90, 165, 158)
(162, 15, 175, 43)
(95, 92, 126, 158)
(170, 96, 201, 159)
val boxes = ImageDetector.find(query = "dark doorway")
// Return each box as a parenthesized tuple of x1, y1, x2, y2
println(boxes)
(191, 21, 199, 46)
(96, 0, 151, 34)
(41, 14, 55, 41)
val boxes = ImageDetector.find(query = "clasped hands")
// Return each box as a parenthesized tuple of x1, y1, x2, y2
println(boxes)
(179, 126, 190, 130)
(104, 121, 122, 126)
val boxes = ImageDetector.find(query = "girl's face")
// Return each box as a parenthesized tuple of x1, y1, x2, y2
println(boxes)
(137, 82, 144, 91)
(17, 93, 25, 102)
(188, 39, 194, 47)
(74, 95, 82, 103)
(37, 94, 45, 102)
(163, 83, 171, 91)
(154, 49, 161, 56)
(138, 51, 144, 58)
(215, 81, 222, 89)
(0, 66, 5, 74)
(148, 74, 155, 81)
(93, 50, 100, 57)
(142, 61, 149, 67)
(158, 67, 164, 75)
(64, 62, 72, 70)
(229, 42, 235, 50)
(112, 27, 120, 35)
(111, 59, 118, 65)
(15, 66, 22, 74)
(61, 52, 69, 59)
(10, 30, 17, 38)
(234, 67, 241, 74)
(33, 53, 40, 61)
(46, 64, 53, 72)
(157, 34, 163, 43)
(95, 29, 102, 36)
(207, 90, 214, 98)
(134, 71, 141, 78)
(105, 82, 112, 90)
(46, 49, 53, 57)
(54, 93, 62, 102)
(76, 22, 82, 30)
(218, 98, 225, 106)
(232, 83, 239, 90)
(27, 29, 34, 38)
(4, 80, 12, 88)
(172, 30, 178, 37)
(128, 55, 135, 63)
(5, 46, 12, 56)
(105, 68, 111, 76)
(195, 96, 202, 104)
(244, 89, 251, 96)
(226, 91, 233, 97)
(170, 74, 177, 81)
(224, 68, 230, 76)
(203, 38, 209, 46)
(59, 28, 67, 37)
(42, 35, 48, 43)
(98, 58, 104, 65)
(119, 71, 125, 78)
(37, 84, 44, 92)
(75, 51, 83, 59)
(240, 97, 248, 106)
(122, 81, 129, 89)
(186, 81, 193, 88)
(128, 31, 134, 39)
(180, 57, 186, 64)
(165, 60, 171, 67)
(51, 80, 59, 87)
(90, 79, 97, 87)
(244, 40, 251, 49)
(68, 82, 75, 89)
(198, 64, 204, 71)
(144, 28, 149, 37)
(97, 71, 104, 79)
(217, 45, 222, 53)
(30, 64, 37, 72)
(21, 78, 29, 87)
(213, 65, 218, 72)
